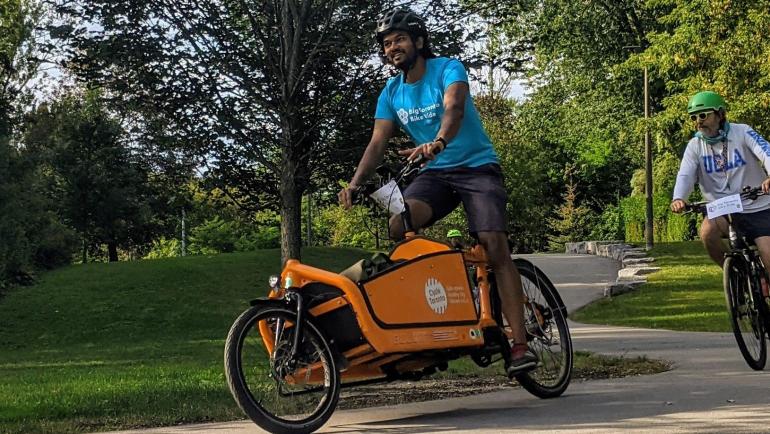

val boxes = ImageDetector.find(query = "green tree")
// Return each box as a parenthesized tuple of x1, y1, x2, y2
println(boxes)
(475, 94, 553, 252)
(0, 0, 57, 285)
(464, 0, 671, 242)
(639, 0, 770, 155)
(548, 177, 595, 251)
(24, 89, 159, 262)
(50, 1, 477, 265)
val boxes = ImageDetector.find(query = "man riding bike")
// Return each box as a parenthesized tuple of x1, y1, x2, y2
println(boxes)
(337, 7, 537, 376)
(671, 91, 770, 272)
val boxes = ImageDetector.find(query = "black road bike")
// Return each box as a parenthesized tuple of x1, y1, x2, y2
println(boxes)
(685, 186, 770, 370)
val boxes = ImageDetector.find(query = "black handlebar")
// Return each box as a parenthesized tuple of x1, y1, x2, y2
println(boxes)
(349, 144, 443, 207)
(682, 186, 766, 215)
(683, 201, 708, 215)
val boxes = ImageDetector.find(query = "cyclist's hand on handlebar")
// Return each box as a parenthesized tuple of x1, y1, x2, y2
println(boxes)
(338, 184, 359, 210)
(762, 177, 770, 194)
(670, 199, 687, 213)
(398, 139, 445, 164)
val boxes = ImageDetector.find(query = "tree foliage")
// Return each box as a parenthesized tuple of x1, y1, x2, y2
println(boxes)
(0, 0, 56, 286)
(640, 0, 770, 154)
(24, 88, 161, 262)
(49, 0, 399, 264)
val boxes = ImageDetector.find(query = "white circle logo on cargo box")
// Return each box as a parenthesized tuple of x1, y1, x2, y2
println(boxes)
(425, 278, 448, 314)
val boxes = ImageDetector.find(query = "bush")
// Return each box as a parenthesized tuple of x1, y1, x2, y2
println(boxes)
(621, 193, 698, 242)
(236, 226, 280, 250)
(317, 204, 387, 249)
(32, 217, 78, 269)
(144, 237, 182, 259)
(145, 216, 282, 259)
(588, 204, 624, 241)
(189, 216, 239, 253)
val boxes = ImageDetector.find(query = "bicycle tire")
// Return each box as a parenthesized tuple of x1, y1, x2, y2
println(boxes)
(224, 305, 340, 434)
(723, 256, 767, 370)
(495, 259, 573, 398)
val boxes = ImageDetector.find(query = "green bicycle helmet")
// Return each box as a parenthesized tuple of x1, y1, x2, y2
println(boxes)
(446, 229, 462, 238)
(687, 91, 726, 114)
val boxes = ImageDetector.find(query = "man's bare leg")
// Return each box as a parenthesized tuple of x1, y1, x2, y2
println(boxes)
(477, 231, 536, 375)
(388, 199, 432, 241)
(700, 217, 729, 267)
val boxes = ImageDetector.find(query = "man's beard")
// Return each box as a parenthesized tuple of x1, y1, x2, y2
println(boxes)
(395, 50, 420, 73)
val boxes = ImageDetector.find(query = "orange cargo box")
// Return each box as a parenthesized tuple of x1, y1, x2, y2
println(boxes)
(360, 250, 477, 327)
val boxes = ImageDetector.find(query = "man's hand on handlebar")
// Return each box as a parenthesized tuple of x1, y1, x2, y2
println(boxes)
(398, 139, 445, 164)
(670, 199, 687, 213)
(762, 177, 770, 194)
(338, 184, 359, 210)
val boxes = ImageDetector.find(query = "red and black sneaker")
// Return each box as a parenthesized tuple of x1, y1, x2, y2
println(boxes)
(505, 343, 538, 378)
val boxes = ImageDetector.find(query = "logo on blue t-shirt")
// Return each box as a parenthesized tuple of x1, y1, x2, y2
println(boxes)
(397, 108, 409, 125)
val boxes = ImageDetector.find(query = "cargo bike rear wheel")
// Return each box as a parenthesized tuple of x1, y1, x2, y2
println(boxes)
(493, 259, 573, 398)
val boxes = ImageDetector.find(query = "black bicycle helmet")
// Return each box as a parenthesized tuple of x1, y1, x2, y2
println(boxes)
(375, 7, 428, 44)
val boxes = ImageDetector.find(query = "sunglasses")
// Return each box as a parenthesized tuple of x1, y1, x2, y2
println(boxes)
(690, 111, 715, 121)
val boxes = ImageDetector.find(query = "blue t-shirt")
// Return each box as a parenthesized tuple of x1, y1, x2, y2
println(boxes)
(374, 57, 498, 169)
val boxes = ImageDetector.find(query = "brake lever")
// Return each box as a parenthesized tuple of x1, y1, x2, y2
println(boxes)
(740, 186, 765, 201)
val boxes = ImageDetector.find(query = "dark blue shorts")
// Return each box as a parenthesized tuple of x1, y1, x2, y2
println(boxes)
(732, 208, 770, 240)
(402, 163, 508, 234)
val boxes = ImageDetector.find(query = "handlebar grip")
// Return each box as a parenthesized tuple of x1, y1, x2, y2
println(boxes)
(410, 153, 427, 166)
(350, 186, 364, 205)
(683, 202, 708, 215)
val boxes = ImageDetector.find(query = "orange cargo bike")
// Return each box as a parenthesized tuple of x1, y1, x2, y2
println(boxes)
(224, 157, 573, 434)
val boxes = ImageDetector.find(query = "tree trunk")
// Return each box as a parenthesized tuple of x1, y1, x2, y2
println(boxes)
(277, 1, 311, 266)
(108, 242, 118, 262)
(279, 156, 302, 266)
(81, 238, 87, 263)
(306, 192, 312, 247)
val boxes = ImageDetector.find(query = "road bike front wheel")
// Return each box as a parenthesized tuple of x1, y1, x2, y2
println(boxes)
(502, 259, 573, 398)
(723, 256, 767, 370)
(224, 305, 341, 434)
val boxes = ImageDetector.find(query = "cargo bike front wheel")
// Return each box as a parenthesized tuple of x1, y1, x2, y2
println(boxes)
(224, 305, 341, 434)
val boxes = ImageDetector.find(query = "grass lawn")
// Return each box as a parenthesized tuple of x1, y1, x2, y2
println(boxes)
(573, 241, 732, 332)
(0, 248, 370, 434)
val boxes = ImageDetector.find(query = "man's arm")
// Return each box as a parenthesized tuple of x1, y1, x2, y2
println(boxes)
(402, 82, 467, 161)
(743, 128, 770, 192)
(435, 81, 467, 143)
(350, 119, 396, 186)
(671, 143, 699, 212)
(338, 119, 396, 209)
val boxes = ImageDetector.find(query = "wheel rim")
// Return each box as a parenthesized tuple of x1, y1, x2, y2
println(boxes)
(518, 272, 570, 388)
(238, 311, 335, 424)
